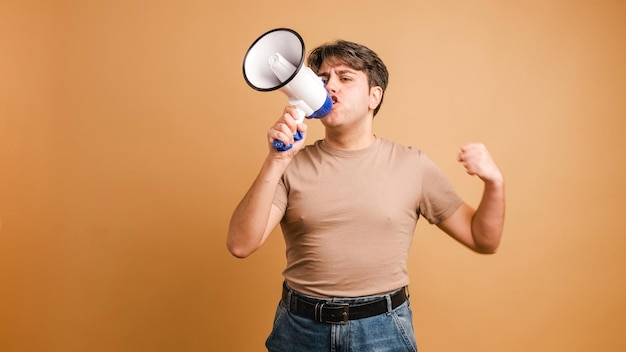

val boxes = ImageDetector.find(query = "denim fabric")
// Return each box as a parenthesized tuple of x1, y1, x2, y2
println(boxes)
(265, 289, 418, 352)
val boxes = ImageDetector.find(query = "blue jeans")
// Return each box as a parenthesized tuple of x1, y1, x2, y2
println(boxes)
(265, 288, 418, 352)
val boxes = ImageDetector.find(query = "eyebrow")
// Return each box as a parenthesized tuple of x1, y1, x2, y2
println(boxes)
(318, 69, 358, 78)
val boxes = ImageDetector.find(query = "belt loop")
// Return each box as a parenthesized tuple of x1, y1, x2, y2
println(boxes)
(315, 302, 324, 323)
(385, 292, 393, 312)
(283, 281, 295, 311)
(287, 290, 293, 309)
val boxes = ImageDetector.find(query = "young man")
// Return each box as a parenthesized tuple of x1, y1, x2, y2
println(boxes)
(228, 39, 505, 351)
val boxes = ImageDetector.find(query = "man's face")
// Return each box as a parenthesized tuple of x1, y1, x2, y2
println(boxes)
(317, 61, 378, 129)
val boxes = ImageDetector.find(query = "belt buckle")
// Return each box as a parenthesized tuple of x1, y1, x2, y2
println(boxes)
(316, 302, 349, 325)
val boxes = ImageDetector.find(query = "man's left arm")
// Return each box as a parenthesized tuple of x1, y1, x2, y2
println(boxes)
(437, 143, 505, 254)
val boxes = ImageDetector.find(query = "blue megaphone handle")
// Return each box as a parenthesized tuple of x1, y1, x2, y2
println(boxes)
(273, 130, 303, 151)
(272, 94, 332, 151)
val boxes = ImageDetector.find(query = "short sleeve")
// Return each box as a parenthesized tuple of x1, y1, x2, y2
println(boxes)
(418, 154, 464, 224)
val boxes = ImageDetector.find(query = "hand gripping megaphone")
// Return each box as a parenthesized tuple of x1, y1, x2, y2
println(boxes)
(243, 28, 333, 151)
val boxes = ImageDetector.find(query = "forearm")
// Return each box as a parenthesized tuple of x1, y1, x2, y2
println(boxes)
(227, 156, 289, 258)
(471, 179, 505, 253)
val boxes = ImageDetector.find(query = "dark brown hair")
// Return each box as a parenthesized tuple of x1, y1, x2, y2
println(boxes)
(307, 40, 389, 116)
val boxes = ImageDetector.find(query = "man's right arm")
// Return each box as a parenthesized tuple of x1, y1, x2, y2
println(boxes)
(226, 157, 290, 258)
(227, 106, 306, 258)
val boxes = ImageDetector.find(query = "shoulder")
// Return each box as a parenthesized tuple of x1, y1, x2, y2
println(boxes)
(377, 138, 427, 161)
(293, 139, 324, 161)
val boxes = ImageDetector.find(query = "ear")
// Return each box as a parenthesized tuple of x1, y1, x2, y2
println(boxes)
(368, 86, 383, 111)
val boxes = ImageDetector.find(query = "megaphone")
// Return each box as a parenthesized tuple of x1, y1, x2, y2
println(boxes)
(243, 28, 333, 151)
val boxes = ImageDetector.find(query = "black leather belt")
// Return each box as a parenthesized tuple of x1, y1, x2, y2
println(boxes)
(281, 282, 409, 324)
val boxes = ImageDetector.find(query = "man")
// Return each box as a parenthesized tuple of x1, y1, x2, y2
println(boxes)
(227, 39, 505, 352)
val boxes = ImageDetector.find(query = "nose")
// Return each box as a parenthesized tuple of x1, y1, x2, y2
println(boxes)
(325, 76, 338, 93)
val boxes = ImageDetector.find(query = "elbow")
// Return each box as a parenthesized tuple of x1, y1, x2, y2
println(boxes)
(474, 245, 499, 255)
(471, 226, 503, 255)
(227, 220, 269, 258)
(473, 238, 501, 255)
(226, 241, 253, 259)
(226, 234, 257, 259)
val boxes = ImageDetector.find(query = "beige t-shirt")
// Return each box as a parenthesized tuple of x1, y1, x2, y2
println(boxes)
(273, 138, 463, 298)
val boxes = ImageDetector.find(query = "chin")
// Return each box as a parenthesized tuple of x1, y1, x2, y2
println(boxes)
(320, 116, 340, 127)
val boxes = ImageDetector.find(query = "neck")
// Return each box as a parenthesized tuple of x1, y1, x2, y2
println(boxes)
(322, 110, 377, 150)
(324, 130, 376, 150)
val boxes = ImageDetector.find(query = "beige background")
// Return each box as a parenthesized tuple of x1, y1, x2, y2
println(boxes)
(1, 0, 625, 351)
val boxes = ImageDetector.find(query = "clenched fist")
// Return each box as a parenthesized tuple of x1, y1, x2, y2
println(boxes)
(458, 143, 503, 184)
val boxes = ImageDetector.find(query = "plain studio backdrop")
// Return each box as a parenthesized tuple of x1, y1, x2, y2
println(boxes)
(1, 1, 625, 351)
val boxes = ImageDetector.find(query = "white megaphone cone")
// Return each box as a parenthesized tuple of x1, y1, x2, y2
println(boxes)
(243, 28, 333, 151)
